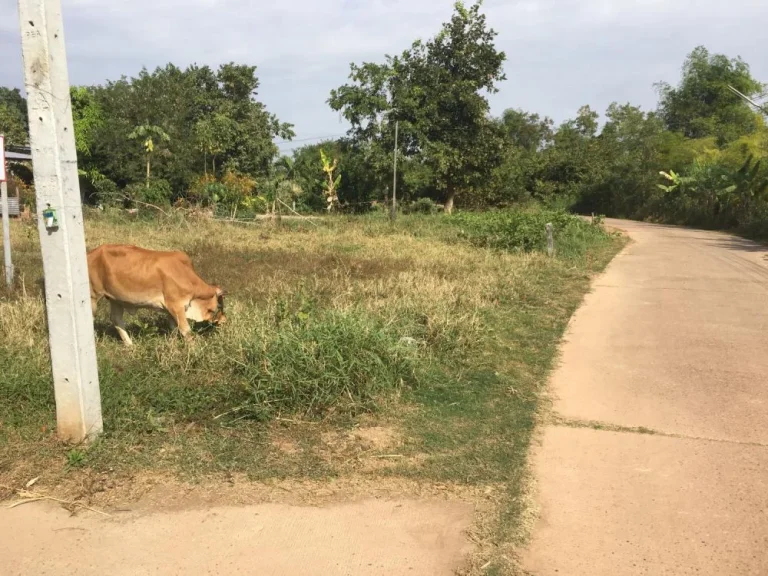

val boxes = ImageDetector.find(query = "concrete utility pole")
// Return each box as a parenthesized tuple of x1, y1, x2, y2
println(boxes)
(0, 135, 13, 287)
(18, 0, 103, 441)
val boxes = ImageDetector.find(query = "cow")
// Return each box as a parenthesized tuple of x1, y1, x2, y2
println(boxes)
(87, 244, 226, 346)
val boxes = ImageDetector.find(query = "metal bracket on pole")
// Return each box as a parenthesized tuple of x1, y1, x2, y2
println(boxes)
(18, 0, 103, 442)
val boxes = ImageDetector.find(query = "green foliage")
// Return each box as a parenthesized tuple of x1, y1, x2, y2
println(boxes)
(320, 149, 341, 211)
(60, 63, 292, 194)
(1, 41, 766, 235)
(92, 177, 121, 206)
(329, 1, 506, 212)
(219, 171, 257, 216)
(0, 103, 28, 148)
(238, 309, 418, 419)
(450, 209, 608, 254)
(0, 87, 28, 148)
(71, 87, 104, 158)
(403, 197, 440, 214)
(126, 179, 174, 206)
(657, 46, 765, 144)
(66, 449, 86, 469)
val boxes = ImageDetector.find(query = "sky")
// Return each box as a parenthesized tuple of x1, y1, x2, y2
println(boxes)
(1, 0, 767, 152)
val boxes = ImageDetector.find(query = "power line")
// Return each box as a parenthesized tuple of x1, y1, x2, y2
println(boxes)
(274, 133, 348, 146)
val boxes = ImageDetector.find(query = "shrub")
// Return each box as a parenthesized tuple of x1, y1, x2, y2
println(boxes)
(92, 178, 120, 206)
(188, 174, 223, 206)
(240, 195, 270, 215)
(450, 208, 611, 256)
(125, 179, 174, 206)
(220, 171, 257, 212)
(403, 197, 441, 215)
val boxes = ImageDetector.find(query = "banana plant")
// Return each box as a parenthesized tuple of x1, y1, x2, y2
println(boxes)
(129, 124, 171, 188)
(657, 169, 695, 194)
(721, 155, 768, 216)
(320, 149, 341, 212)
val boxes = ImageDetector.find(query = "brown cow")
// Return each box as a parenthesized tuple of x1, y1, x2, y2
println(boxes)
(87, 244, 226, 346)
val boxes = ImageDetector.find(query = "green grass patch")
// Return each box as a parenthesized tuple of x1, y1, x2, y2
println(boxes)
(0, 207, 623, 574)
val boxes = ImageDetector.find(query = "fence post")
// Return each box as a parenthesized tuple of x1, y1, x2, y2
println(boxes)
(0, 135, 12, 287)
(546, 222, 554, 257)
(18, 0, 103, 442)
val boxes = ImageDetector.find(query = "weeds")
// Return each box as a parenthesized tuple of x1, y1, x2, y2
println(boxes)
(0, 208, 622, 573)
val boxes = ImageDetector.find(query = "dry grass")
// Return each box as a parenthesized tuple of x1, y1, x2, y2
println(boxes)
(0, 208, 623, 575)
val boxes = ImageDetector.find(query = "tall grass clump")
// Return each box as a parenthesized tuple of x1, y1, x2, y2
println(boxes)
(238, 309, 419, 419)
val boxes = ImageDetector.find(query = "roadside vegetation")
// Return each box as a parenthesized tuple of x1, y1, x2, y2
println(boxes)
(0, 208, 622, 572)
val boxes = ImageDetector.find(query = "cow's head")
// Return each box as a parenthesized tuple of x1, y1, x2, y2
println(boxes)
(187, 286, 227, 326)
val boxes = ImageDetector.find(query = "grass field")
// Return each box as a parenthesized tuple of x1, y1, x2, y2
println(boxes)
(0, 208, 623, 573)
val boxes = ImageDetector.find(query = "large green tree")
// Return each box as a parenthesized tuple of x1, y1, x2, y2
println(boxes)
(657, 46, 765, 144)
(0, 87, 28, 147)
(329, 1, 506, 213)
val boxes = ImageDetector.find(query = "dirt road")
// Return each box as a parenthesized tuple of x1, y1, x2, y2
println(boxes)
(0, 496, 473, 575)
(523, 220, 768, 575)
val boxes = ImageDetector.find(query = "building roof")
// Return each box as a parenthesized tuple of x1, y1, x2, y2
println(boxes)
(6, 150, 33, 161)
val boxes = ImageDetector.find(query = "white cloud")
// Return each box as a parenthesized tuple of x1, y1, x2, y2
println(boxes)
(1, 0, 767, 149)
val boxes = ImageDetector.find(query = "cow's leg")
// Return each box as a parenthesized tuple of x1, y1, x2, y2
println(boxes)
(167, 304, 193, 341)
(110, 302, 133, 346)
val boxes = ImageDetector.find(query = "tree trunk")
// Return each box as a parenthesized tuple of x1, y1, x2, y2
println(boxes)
(444, 189, 456, 214)
(146, 155, 151, 188)
(212, 156, 216, 175)
(204, 151, 207, 176)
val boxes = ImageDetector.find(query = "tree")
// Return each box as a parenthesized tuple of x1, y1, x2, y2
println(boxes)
(657, 46, 765, 144)
(129, 124, 171, 187)
(0, 103, 28, 148)
(71, 87, 104, 159)
(0, 87, 29, 147)
(194, 113, 235, 175)
(214, 63, 295, 176)
(499, 109, 553, 152)
(585, 103, 668, 217)
(78, 62, 292, 193)
(329, 1, 506, 213)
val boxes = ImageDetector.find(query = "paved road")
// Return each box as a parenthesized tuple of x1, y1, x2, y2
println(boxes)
(523, 220, 768, 575)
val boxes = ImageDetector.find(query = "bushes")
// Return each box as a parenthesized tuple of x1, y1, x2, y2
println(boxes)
(450, 209, 601, 252)
(188, 174, 224, 206)
(125, 179, 174, 206)
(188, 172, 262, 216)
(403, 198, 441, 215)
(92, 178, 120, 206)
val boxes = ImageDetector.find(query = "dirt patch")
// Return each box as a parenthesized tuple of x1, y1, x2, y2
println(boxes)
(351, 426, 402, 451)
(0, 470, 489, 576)
(1, 497, 475, 576)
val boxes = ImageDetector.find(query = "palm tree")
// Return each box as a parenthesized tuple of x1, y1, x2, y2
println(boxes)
(129, 124, 171, 187)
